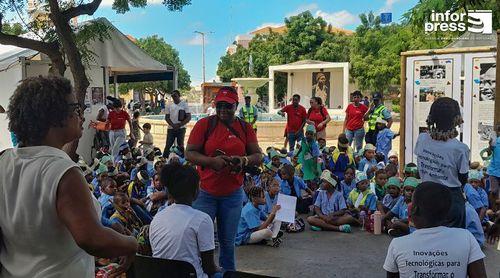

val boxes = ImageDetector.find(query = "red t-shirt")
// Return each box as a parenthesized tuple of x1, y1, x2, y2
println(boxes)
(282, 104, 307, 133)
(108, 110, 130, 130)
(345, 103, 368, 131)
(187, 117, 258, 196)
(307, 106, 329, 132)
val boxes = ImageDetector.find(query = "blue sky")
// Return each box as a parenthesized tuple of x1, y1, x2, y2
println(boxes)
(92, 0, 419, 86)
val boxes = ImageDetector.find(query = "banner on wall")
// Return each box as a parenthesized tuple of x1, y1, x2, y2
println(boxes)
(471, 57, 495, 161)
(413, 59, 454, 134)
(311, 72, 330, 108)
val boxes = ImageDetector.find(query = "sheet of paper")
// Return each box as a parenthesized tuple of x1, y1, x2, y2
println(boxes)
(275, 193, 297, 223)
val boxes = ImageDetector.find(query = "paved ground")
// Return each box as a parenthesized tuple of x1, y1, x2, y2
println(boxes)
(235, 222, 500, 278)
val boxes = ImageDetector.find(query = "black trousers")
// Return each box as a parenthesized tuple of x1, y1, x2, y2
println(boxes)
(163, 128, 186, 157)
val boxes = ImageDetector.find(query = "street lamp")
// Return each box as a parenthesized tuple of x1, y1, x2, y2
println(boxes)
(194, 31, 213, 84)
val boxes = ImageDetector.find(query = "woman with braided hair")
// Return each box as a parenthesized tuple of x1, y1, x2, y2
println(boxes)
(414, 97, 469, 228)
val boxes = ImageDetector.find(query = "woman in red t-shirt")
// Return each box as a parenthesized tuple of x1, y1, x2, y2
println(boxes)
(343, 91, 368, 152)
(107, 100, 134, 158)
(185, 87, 263, 271)
(306, 97, 330, 140)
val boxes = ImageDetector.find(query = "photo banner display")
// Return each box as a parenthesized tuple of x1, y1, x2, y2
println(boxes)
(413, 59, 454, 136)
(312, 72, 331, 108)
(471, 57, 495, 162)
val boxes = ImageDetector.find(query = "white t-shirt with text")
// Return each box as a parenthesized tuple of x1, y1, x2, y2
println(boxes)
(166, 101, 190, 129)
(384, 226, 485, 278)
(414, 133, 469, 188)
(149, 204, 215, 278)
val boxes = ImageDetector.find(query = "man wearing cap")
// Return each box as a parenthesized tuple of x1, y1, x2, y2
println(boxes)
(163, 90, 191, 158)
(279, 94, 307, 152)
(185, 86, 263, 272)
(363, 92, 392, 146)
(239, 95, 258, 133)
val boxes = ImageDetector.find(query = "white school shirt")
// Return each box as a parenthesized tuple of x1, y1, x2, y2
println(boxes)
(383, 226, 485, 278)
(166, 101, 190, 129)
(414, 133, 469, 188)
(150, 203, 215, 278)
(0, 146, 94, 278)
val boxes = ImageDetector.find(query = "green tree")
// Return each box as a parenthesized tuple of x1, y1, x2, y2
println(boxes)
(119, 35, 190, 109)
(0, 0, 191, 103)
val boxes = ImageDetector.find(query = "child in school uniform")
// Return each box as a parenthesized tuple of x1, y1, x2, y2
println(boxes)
(357, 144, 378, 180)
(145, 173, 168, 216)
(403, 163, 418, 179)
(340, 167, 357, 201)
(375, 117, 397, 163)
(379, 177, 402, 213)
(139, 123, 154, 151)
(298, 124, 321, 188)
(110, 192, 144, 236)
(92, 163, 109, 198)
(261, 179, 280, 215)
(347, 171, 378, 217)
(328, 134, 355, 180)
(465, 201, 486, 246)
(384, 163, 398, 179)
(127, 170, 153, 224)
(463, 170, 487, 221)
(307, 170, 357, 233)
(371, 169, 388, 200)
(382, 177, 418, 237)
(235, 186, 283, 247)
(279, 164, 314, 214)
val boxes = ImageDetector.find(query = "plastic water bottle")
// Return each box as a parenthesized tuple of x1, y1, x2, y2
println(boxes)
(374, 211, 382, 235)
(360, 211, 366, 231)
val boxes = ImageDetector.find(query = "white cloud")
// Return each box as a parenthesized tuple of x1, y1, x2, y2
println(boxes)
(253, 22, 283, 31)
(100, 0, 162, 7)
(187, 34, 210, 46)
(315, 10, 358, 27)
(379, 0, 400, 12)
(285, 3, 319, 18)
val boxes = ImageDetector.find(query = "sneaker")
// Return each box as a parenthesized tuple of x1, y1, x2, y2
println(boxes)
(310, 225, 322, 231)
(388, 228, 404, 237)
(339, 224, 352, 233)
(275, 230, 284, 239)
(267, 237, 282, 247)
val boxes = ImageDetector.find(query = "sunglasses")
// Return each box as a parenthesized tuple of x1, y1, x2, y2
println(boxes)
(68, 102, 86, 117)
(216, 102, 234, 110)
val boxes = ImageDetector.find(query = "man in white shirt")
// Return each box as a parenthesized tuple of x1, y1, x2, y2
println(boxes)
(150, 164, 220, 278)
(384, 181, 486, 278)
(163, 90, 191, 158)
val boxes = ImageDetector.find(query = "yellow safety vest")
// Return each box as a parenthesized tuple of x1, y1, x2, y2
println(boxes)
(242, 105, 257, 129)
(368, 105, 386, 131)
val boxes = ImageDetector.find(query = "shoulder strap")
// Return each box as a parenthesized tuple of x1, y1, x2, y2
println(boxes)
(202, 115, 219, 152)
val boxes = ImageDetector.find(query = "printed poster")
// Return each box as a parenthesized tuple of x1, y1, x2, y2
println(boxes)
(84, 88, 92, 114)
(413, 59, 454, 137)
(471, 57, 495, 161)
(312, 72, 330, 108)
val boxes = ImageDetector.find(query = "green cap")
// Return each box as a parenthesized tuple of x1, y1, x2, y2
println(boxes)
(468, 169, 483, 181)
(403, 177, 419, 188)
(385, 177, 402, 189)
(305, 124, 316, 134)
(95, 163, 108, 176)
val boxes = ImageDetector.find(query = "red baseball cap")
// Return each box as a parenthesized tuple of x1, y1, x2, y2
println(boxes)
(214, 87, 238, 104)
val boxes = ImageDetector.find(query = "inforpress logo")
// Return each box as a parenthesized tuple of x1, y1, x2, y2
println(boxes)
(425, 10, 492, 34)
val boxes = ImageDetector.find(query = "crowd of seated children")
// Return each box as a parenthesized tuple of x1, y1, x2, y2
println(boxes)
(382, 177, 418, 237)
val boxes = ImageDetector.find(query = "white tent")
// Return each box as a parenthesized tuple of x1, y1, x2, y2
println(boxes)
(0, 18, 177, 162)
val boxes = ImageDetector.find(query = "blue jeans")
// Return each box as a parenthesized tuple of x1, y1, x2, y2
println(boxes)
(345, 128, 365, 152)
(193, 187, 244, 271)
(287, 131, 304, 152)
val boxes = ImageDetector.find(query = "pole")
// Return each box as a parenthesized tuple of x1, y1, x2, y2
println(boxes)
(495, 30, 500, 133)
(202, 33, 206, 84)
(399, 55, 407, 171)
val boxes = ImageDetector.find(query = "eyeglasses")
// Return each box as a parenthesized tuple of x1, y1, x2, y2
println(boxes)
(68, 102, 86, 117)
(216, 102, 234, 110)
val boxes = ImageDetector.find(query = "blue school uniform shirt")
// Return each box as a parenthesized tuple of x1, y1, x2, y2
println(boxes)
(390, 196, 409, 220)
(340, 179, 356, 201)
(92, 177, 101, 198)
(477, 187, 488, 208)
(314, 190, 346, 215)
(463, 183, 484, 210)
(357, 157, 377, 179)
(235, 202, 268, 246)
(98, 193, 114, 227)
(262, 192, 278, 215)
(280, 176, 308, 198)
(98, 193, 114, 209)
(465, 202, 485, 246)
(280, 157, 292, 165)
(487, 137, 500, 178)
(382, 194, 399, 210)
(376, 128, 394, 162)
(347, 189, 377, 212)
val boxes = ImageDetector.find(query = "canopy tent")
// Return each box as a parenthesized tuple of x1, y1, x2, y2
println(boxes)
(268, 60, 351, 114)
(0, 18, 176, 161)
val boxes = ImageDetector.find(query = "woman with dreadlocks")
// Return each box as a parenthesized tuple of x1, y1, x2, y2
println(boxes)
(414, 97, 469, 228)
